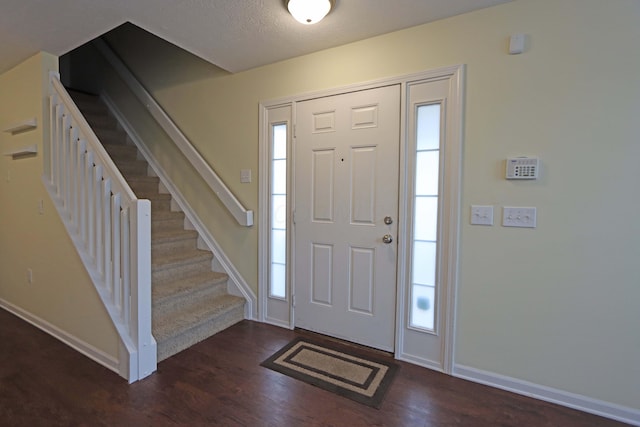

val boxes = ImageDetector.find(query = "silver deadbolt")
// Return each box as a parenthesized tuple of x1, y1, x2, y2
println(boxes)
(384, 216, 393, 225)
(382, 234, 393, 244)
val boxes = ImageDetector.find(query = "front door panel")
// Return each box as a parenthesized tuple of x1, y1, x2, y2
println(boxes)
(294, 85, 400, 351)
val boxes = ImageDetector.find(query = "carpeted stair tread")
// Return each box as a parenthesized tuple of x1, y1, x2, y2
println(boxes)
(152, 228, 199, 256)
(152, 228, 199, 243)
(94, 127, 128, 143)
(154, 294, 245, 361)
(127, 176, 160, 194)
(113, 160, 149, 176)
(140, 192, 173, 204)
(152, 271, 228, 304)
(151, 210, 183, 221)
(152, 248, 212, 270)
(103, 143, 138, 158)
(127, 175, 159, 183)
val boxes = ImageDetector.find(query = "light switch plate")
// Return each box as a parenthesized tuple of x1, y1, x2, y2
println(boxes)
(240, 169, 252, 183)
(470, 205, 494, 225)
(503, 207, 536, 228)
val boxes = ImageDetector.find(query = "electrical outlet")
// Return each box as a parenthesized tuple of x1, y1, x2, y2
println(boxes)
(503, 207, 537, 228)
(470, 205, 494, 225)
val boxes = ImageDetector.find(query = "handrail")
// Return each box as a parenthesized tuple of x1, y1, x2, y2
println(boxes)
(93, 38, 254, 227)
(44, 73, 157, 382)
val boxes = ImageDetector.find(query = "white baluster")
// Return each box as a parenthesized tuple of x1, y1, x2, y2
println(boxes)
(78, 140, 87, 243)
(54, 105, 63, 196)
(112, 193, 122, 309)
(86, 152, 95, 258)
(61, 115, 71, 210)
(121, 208, 131, 325)
(103, 178, 112, 292)
(69, 127, 79, 225)
(94, 164, 104, 276)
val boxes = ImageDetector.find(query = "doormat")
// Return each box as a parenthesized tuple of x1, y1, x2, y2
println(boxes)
(261, 337, 398, 408)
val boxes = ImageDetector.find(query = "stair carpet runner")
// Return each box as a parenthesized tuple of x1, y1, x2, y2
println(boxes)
(68, 90, 245, 362)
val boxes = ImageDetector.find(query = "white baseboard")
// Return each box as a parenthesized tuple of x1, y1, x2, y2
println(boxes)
(454, 364, 640, 426)
(0, 298, 120, 374)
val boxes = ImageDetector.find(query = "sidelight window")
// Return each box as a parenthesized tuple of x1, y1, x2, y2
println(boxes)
(410, 103, 441, 331)
(269, 123, 288, 299)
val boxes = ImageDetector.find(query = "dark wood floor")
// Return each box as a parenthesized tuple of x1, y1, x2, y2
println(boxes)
(0, 309, 627, 426)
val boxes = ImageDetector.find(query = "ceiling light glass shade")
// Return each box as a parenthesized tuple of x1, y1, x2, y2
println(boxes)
(287, 0, 332, 25)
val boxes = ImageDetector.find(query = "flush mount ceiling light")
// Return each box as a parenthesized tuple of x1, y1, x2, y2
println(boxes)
(287, 0, 334, 25)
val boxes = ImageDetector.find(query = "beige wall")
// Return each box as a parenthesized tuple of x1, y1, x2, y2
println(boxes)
(101, 0, 639, 409)
(0, 53, 119, 361)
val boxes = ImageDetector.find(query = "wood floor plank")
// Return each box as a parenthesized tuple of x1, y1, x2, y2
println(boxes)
(0, 309, 628, 426)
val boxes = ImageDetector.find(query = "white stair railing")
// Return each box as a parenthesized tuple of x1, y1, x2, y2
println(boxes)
(44, 72, 157, 383)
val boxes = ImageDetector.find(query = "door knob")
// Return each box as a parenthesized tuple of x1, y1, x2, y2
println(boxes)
(382, 234, 393, 244)
(384, 216, 393, 225)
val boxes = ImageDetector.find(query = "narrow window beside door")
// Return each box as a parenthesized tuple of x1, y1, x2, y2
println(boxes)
(410, 104, 441, 332)
(270, 124, 288, 299)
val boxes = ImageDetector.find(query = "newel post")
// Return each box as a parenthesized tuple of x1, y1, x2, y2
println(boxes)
(129, 199, 157, 381)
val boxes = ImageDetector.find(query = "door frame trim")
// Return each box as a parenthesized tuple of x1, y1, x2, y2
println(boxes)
(258, 65, 465, 374)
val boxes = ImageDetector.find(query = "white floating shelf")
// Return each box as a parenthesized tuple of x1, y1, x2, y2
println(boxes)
(4, 144, 38, 158)
(3, 118, 37, 134)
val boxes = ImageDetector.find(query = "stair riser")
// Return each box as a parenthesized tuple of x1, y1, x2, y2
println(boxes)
(153, 282, 227, 320)
(117, 162, 148, 176)
(85, 115, 117, 129)
(152, 237, 198, 257)
(152, 217, 185, 232)
(152, 258, 212, 283)
(104, 145, 138, 159)
(128, 181, 160, 194)
(150, 199, 172, 211)
(95, 128, 127, 143)
(156, 305, 244, 362)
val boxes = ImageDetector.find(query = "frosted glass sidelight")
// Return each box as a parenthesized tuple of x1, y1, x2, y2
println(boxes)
(415, 151, 439, 196)
(414, 196, 438, 242)
(270, 124, 288, 299)
(271, 195, 286, 230)
(271, 229, 287, 264)
(272, 159, 287, 194)
(410, 103, 441, 331)
(417, 104, 440, 151)
(412, 241, 436, 286)
(270, 263, 286, 298)
(410, 284, 435, 330)
(273, 125, 287, 159)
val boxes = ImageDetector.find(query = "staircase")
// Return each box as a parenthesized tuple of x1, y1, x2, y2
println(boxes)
(68, 90, 245, 362)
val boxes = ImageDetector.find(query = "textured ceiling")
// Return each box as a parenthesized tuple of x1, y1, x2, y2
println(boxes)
(0, 0, 511, 74)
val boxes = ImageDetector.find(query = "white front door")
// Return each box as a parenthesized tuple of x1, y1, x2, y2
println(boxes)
(293, 85, 400, 351)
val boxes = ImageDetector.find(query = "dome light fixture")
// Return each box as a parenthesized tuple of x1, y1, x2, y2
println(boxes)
(287, 0, 334, 25)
